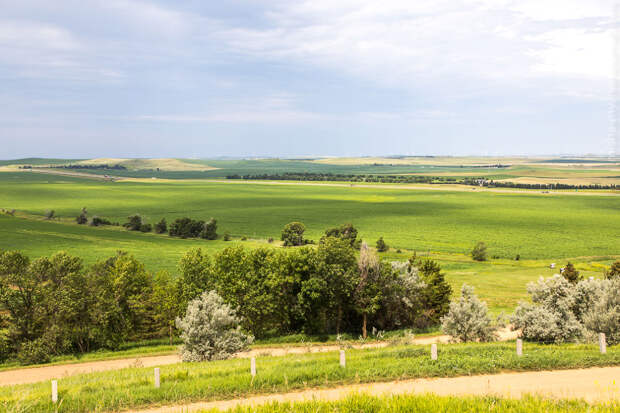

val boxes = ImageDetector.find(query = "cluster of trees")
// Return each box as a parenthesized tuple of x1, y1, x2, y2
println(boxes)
(76, 208, 117, 227)
(464, 179, 617, 191)
(227, 173, 469, 185)
(46, 164, 128, 170)
(170, 217, 217, 239)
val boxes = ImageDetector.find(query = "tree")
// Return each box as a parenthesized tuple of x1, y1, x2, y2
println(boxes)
(175, 248, 214, 316)
(200, 218, 218, 240)
(605, 261, 620, 280)
(153, 271, 178, 344)
(562, 262, 581, 284)
(354, 242, 383, 338)
(471, 242, 487, 261)
(124, 215, 142, 231)
(441, 284, 498, 342)
(281, 222, 306, 246)
(375, 237, 388, 252)
(582, 278, 620, 345)
(154, 218, 167, 234)
(169, 217, 205, 238)
(322, 223, 358, 246)
(44, 210, 55, 220)
(76, 211, 88, 225)
(418, 259, 452, 326)
(176, 290, 253, 362)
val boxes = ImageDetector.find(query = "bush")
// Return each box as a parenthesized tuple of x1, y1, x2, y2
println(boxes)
(223, 232, 231, 241)
(44, 210, 55, 220)
(17, 338, 51, 365)
(90, 216, 112, 226)
(582, 278, 620, 345)
(169, 217, 205, 238)
(267, 237, 273, 243)
(322, 223, 358, 246)
(562, 262, 581, 284)
(376, 237, 388, 252)
(515, 254, 520, 261)
(510, 275, 583, 343)
(605, 260, 620, 280)
(200, 218, 218, 240)
(76, 212, 88, 225)
(124, 214, 142, 231)
(471, 242, 487, 261)
(140, 223, 152, 232)
(154, 218, 167, 234)
(176, 291, 253, 362)
(441, 284, 498, 342)
(0, 330, 12, 363)
(281, 222, 306, 246)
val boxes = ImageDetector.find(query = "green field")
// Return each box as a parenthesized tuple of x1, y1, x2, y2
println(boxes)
(0, 171, 617, 313)
(2, 342, 619, 412)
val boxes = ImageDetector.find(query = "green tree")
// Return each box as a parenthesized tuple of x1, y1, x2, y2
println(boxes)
(418, 259, 452, 326)
(154, 218, 167, 234)
(281, 222, 306, 246)
(322, 223, 358, 246)
(471, 242, 487, 261)
(562, 262, 582, 284)
(123, 215, 142, 231)
(606, 261, 620, 280)
(376, 237, 388, 252)
(354, 242, 384, 338)
(200, 218, 218, 240)
(175, 248, 214, 316)
(153, 271, 178, 344)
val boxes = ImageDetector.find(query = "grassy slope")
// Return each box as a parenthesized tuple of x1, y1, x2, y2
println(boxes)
(206, 394, 618, 413)
(2, 342, 619, 412)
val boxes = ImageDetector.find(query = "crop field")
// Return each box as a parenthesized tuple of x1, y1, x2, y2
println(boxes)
(2, 342, 619, 412)
(0, 170, 617, 313)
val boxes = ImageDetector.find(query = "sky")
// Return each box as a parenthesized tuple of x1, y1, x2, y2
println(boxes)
(0, 0, 618, 158)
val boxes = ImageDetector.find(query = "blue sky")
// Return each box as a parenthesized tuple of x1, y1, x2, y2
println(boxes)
(0, 0, 617, 158)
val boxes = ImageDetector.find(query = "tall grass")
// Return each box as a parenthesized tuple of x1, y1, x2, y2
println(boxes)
(1, 342, 618, 412)
(203, 393, 618, 413)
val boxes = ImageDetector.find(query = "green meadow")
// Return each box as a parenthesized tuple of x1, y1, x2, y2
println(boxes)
(0, 171, 618, 313)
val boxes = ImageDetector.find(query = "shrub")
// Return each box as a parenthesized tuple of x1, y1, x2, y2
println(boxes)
(241, 236, 247, 241)
(223, 232, 231, 241)
(376, 237, 388, 252)
(176, 290, 253, 362)
(0, 330, 12, 362)
(562, 262, 582, 284)
(169, 217, 205, 238)
(200, 218, 218, 240)
(441, 284, 498, 342)
(90, 216, 112, 226)
(44, 210, 55, 220)
(76, 212, 88, 225)
(582, 278, 620, 345)
(471, 242, 487, 261)
(154, 218, 167, 234)
(281, 222, 306, 246)
(140, 223, 152, 232)
(17, 338, 51, 365)
(322, 223, 358, 246)
(606, 260, 620, 279)
(510, 275, 583, 343)
(267, 237, 273, 243)
(124, 214, 143, 231)
(515, 254, 520, 261)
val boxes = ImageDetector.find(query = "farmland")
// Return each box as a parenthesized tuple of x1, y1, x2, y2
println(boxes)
(0, 165, 618, 314)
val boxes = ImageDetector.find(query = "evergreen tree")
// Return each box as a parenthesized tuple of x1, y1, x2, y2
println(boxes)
(376, 237, 388, 252)
(562, 262, 582, 284)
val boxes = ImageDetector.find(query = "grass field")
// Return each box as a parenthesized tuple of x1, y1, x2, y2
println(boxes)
(0, 170, 617, 313)
(2, 342, 619, 412)
(204, 394, 618, 413)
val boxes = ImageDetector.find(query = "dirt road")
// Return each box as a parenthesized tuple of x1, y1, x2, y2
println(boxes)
(131, 366, 620, 412)
(0, 329, 518, 387)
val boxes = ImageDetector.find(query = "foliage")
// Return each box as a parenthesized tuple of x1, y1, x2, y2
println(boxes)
(562, 262, 581, 284)
(176, 290, 253, 362)
(76, 212, 88, 224)
(281, 222, 306, 246)
(44, 209, 55, 220)
(354, 242, 384, 338)
(124, 214, 143, 231)
(375, 237, 388, 252)
(471, 242, 487, 261)
(90, 216, 113, 226)
(441, 284, 498, 342)
(511, 275, 583, 343)
(154, 218, 167, 234)
(200, 218, 218, 240)
(140, 223, 152, 232)
(582, 278, 620, 345)
(417, 259, 452, 327)
(223, 232, 231, 241)
(605, 260, 620, 279)
(322, 223, 359, 246)
(169, 217, 205, 239)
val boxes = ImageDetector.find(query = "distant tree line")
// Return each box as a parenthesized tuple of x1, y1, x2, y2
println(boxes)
(226, 173, 616, 190)
(0, 223, 454, 364)
(41, 164, 127, 170)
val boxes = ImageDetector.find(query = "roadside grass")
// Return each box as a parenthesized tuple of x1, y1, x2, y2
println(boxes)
(203, 393, 619, 413)
(2, 342, 619, 412)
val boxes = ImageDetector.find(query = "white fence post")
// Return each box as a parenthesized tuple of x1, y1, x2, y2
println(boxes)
(51, 380, 58, 403)
(250, 357, 256, 376)
(516, 339, 523, 356)
(431, 343, 437, 360)
(154, 367, 160, 388)
(599, 333, 607, 354)
(339, 350, 345, 368)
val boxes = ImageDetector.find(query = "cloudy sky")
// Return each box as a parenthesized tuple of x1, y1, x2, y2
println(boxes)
(0, 0, 617, 158)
